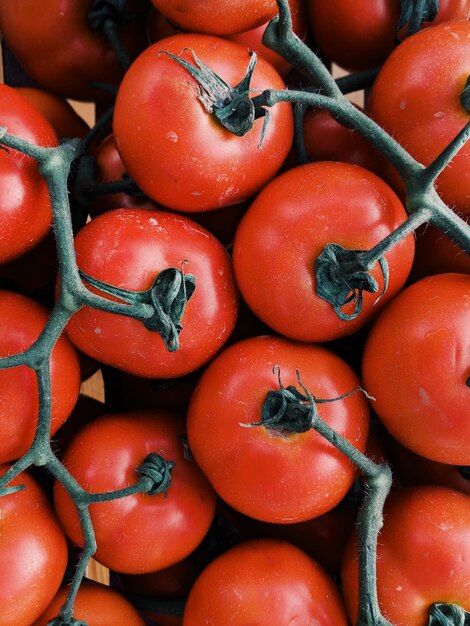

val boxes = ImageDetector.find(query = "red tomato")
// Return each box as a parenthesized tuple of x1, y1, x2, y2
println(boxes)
(0, 84, 58, 264)
(0, 0, 148, 101)
(33, 582, 145, 626)
(113, 34, 293, 212)
(53, 411, 217, 573)
(187, 335, 370, 523)
(368, 20, 470, 214)
(0, 465, 68, 626)
(183, 539, 349, 625)
(362, 273, 470, 465)
(66, 208, 239, 378)
(233, 162, 415, 342)
(149, 0, 278, 36)
(0, 291, 81, 463)
(308, 0, 469, 71)
(342, 486, 470, 625)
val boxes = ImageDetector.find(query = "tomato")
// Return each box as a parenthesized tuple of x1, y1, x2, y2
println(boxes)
(66, 208, 239, 378)
(233, 162, 415, 343)
(52, 393, 106, 458)
(33, 582, 145, 626)
(362, 273, 470, 465)
(15, 87, 90, 139)
(0, 84, 58, 264)
(187, 335, 370, 523)
(368, 20, 470, 214)
(0, 291, 81, 463)
(149, 0, 278, 36)
(342, 486, 470, 625)
(183, 539, 348, 625)
(53, 410, 217, 573)
(113, 34, 293, 212)
(0, 0, 148, 101)
(308, 0, 469, 71)
(0, 465, 68, 626)
(410, 222, 470, 279)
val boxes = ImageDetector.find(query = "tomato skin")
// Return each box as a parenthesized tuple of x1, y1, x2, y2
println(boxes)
(33, 582, 146, 626)
(0, 0, 148, 101)
(149, 0, 277, 36)
(0, 291, 81, 463)
(0, 465, 68, 626)
(0, 84, 58, 264)
(187, 335, 369, 523)
(113, 34, 293, 212)
(53, 411, 217, 574)
(368, 21, 470, 214)
(66, 208, 239, 378)
(308, 0, 470, 71)
(342, 486, 470, 625)
(233, 162, 415, 343)
(362, 273, 470, 465)
(183, 539, 348, 625)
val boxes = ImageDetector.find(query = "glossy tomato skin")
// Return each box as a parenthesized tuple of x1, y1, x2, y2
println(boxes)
(342, 486, 470, 625)
(66, 208, 239, 378)
(149, 0, 277, 36)
(0, 291, 81, 463)
(53, 410, 217, 574)
(113, 34, 293, 212)
(0, 465, 68, 626)
(0, 0, 148, 101)
(183, 539, 349, 625)
(33, 582, 145, 626)
(368, 21, 470, 214)
(233, 162, 415, 342)
(362, 273, 470, 465)
(187, 335, 370, 523)
(308, 0, 469, 71)
(0, 84, 58, 264)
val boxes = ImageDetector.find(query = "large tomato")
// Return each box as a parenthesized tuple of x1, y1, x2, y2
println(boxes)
(362, 273, 470, 465)
(33, 582, 145, 626)
(0, 465, 68, 626)
(187, 335, 370, 523)
(183, 539, 349, 625)
(0, 84, 58, 264)
(368, 20, 470, 214)
(66, 208, 239, 378)
(113, 34, 293, 212)
(53, 410, 217, 573)
(0, 291, 81, 463)
(233, 162, 415, 342)
(342, 486, 470, 625)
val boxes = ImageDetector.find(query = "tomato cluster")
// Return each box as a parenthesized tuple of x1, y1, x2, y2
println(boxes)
(0, 1, 468, 625)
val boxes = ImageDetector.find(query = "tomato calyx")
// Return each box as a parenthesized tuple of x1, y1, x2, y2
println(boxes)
(396, 0, 438, 42)
(244, 367, 369, 435)
(137, 452, 175, 497)
(79, 265, 196, 351)
(315, 243, 389, 321)
(428, 602, 470, 626)
(460, 76, 470, 113)
(161, 49, 270, 141)
(46, 617, 87, 626)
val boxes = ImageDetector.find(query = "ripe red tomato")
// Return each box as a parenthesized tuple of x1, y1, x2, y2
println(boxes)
(362, 273, 470, 465)
(0, 0, 148, 101)
(187, 335, 370, 523)
(233, 162, 415, 342)
(149, 0, 278, 36)
(0, 84, 58, 264)
(113, 34, 293, 212)
(342, 486, 470, 625)
(0, 465, 68, 626)
(53, 410, 217, 573)
(368, 20, 470, 214)
(33, 582, 146, 626)
(183, 539, 349, 625)
(66, 208, 239, 378)
(0, 291, 81, 463)
(308, 0, 469, 71)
